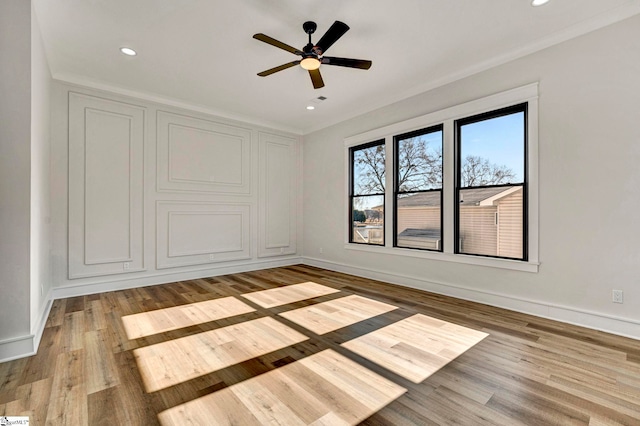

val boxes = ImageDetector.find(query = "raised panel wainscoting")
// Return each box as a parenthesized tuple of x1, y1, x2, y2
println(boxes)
(68, 92, 145, 278)
(156, 111, 252, 195)
(48, 82, 302, 306)
(258, 132, 298, 258)
(156, 201, 251, 269)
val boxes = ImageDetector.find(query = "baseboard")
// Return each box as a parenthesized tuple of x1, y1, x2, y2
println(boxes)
(53, 256, 303, 299)
(0, 291, 53, 363)
(32, 291, 54, 351)
(303, 257, 640, 341)
(0, 334, 36, 363)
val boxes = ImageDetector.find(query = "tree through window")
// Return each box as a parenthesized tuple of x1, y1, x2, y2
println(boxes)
(394, 125, 443, 251)
(456, 103, 527, 260)
(349, 140, 385, 245)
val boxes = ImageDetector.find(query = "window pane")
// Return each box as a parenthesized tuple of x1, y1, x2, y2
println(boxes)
(397, 130, 442, 191)
(395, 127, 443, 251)
(457, 107, 525, 260)
(459, 112, 524, 187)
(396, 190, 441, 250)
(352, 195, 384, 245)
(458, 186, 523, 258)
(353, 143, 385, 195)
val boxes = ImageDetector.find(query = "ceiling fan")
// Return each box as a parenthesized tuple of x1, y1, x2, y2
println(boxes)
(253, 21, 372, 89)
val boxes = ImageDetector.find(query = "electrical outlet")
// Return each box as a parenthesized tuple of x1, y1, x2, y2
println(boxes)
(319, 247, 323, 254)
(612, 289, 624, 304)
(209, 254, 215, 261)
(123, 262, 130, 270)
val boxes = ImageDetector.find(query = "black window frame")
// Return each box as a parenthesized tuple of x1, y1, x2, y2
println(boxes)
(393, 124, 444, 252)
(349, 139, 386, 245)
(454, 102, 528, 261)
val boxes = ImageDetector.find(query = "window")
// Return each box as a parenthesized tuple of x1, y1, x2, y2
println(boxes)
(455, 104, 527, 260)
(394, 125, 443, 251)
(349, 140, 385, 245)
(344, 83, 538, 272)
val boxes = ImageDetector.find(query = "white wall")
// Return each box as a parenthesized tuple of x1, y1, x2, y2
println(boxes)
(0, 0, 33, 358)
(50, 83, 302, 299)
(30, 0, 53, 343)
(303, 15, 640, 338)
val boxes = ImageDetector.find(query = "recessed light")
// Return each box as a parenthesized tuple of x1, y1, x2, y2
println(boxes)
(306, 105, 315, 110)
(531, 0, 550, 6)
(120, 47, 137, 56)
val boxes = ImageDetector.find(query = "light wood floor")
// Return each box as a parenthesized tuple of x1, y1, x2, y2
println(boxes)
(1, 265, 640, 425)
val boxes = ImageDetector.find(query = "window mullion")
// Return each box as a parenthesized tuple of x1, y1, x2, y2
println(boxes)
(442, 119, 455, 254)
(384, 136, 394, 248)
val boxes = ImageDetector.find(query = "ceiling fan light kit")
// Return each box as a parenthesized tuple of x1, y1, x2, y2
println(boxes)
(253, 20, 372, 89)
(300, 57, 321, 71)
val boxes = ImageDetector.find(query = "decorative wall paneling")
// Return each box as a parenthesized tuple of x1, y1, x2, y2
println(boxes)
(156, 111, 252, 194)
(56, 83, 301, 302)
(258, 132, 298, 258)
(156, 201, 251, 269)
(68, 92, 145, 278)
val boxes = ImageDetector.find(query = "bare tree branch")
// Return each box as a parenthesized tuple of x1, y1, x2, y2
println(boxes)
(397, 137, 442, 191)
(461, 155, 516, 187)
(354, 144, 386, 194)
(354, 141, 516, 196)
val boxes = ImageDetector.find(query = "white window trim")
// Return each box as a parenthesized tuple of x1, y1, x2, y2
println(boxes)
(344, 83, 539, 273)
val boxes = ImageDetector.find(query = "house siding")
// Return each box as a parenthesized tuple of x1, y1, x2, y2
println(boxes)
(459, 206, 497, 256)
(397, 206, 441, 235)
(395, 187, 523, 256)
(496, 188, 523, 258)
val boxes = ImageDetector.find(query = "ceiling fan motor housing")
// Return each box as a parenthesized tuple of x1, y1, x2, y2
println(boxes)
(303, 21, 317, 35)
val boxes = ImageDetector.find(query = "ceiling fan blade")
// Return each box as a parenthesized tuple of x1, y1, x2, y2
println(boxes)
(315, 21, 349, 55)
(257, 61, 300, 77)
(322, 56, 372, 70)
(309, 69, 325, 89)
(253, 33, 303, 55)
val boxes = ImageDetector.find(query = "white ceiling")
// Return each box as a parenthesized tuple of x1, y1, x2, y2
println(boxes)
(33, 0, 640, 134)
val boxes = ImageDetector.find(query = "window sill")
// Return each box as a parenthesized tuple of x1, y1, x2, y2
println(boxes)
(344, 243, 539, 273)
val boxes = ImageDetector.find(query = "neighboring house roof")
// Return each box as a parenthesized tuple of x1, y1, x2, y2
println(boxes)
(392, 186, 521, 208)
(396, 191, 441, 208)
(398, 228, 441, 239)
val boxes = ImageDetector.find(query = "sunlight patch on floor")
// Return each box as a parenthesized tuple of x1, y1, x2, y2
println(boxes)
(134, 316, 308, 392)
(157, 349, 407, 426)
(122, 296, 255, 339)
(342, 314, 488, 383)
(240, 281, 340, 308)
(279, 295, 398, 335)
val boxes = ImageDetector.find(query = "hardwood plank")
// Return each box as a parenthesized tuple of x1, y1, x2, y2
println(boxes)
(45, 299, 66, 328)
(279, 295, 398, 335)
(84, 329, 120, 394)
(241, 281, 340, 308)
(85, 299, 107, 332)
(64, 296, 85, 314)
(13, 377, 53, 424)
(45, 350, 87, 426)
(0, 357, 28, 399)
(63, 311, 85, 352)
